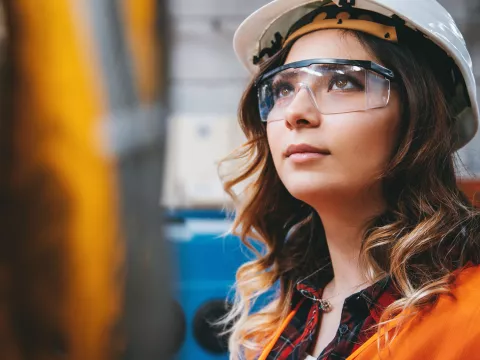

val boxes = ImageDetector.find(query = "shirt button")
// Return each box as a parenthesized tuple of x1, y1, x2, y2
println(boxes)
(339, 324, 349, 335)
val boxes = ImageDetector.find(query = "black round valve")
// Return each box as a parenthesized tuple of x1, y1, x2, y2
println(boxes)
(192, 299, 233, 354)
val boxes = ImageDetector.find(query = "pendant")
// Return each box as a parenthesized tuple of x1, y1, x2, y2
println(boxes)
(319, 299, 332, 313)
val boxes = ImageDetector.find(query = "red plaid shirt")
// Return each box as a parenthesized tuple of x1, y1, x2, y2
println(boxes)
(265, 276, 401, 360)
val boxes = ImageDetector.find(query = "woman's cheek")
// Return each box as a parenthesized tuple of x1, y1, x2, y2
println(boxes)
(266, 125, 285, 165)
(329, 119, 396, 174)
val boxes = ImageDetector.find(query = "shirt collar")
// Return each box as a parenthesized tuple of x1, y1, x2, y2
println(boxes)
(295, 274, 401, 322)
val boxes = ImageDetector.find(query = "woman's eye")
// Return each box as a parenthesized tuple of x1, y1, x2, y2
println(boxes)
(334, 79, 349, 89)
(280, 88, 290, 97)
(273, 83, 294, 99)
(329, 76, 360, 91)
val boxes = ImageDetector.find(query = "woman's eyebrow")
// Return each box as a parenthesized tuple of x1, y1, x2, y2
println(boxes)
(271, 69, 307, 83)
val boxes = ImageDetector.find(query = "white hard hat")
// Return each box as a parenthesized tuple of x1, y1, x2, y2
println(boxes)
(233, 0, 478, 149)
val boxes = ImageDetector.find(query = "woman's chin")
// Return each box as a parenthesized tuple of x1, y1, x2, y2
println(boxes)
(285, 181, 341, 203)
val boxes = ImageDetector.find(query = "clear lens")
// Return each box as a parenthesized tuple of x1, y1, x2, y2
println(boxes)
(257, 64, 391, 122)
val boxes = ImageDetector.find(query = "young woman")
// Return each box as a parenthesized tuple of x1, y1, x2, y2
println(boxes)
(220, 0, 480, 359)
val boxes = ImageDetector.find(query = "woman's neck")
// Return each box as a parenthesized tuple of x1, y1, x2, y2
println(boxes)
(313, 190, 386, 294)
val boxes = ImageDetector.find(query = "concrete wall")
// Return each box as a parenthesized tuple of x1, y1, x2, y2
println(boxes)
(168, 0, 269, 114)
(164, 0, 269, 207)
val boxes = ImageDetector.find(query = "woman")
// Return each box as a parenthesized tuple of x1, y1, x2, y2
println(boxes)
(220, 0, 480, 359)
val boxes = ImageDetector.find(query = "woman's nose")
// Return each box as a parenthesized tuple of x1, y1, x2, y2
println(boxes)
(284, 86, 322, 129)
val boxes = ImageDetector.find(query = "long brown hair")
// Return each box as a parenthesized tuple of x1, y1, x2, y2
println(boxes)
(219, 28, 480, 359)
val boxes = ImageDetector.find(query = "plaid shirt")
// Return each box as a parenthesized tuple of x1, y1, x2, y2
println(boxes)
(266, 276, 401, 360)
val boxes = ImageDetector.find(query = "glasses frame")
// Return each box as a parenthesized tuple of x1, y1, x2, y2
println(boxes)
(255, 58, 395, 122)
(255, 58, 395, 86)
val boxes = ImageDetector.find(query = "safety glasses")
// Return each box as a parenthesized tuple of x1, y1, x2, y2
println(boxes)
(256, 59, 395, 123)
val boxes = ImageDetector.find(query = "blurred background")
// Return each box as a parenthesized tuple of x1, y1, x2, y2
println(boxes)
(0, 1, 479, 360)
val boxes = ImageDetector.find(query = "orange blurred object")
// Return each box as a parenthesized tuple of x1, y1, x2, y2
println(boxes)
(457, 179, 480, 207)
(122, 0, 160, 104)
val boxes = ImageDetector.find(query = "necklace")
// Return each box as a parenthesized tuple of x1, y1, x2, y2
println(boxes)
(318, 299, 334, 313)
(317, 281, 369, 312)
(299, 279, 369, 313)
(296, 264, 370, 313)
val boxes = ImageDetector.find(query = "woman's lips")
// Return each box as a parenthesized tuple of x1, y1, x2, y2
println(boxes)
(284, 143, 331, 163)
(284, 144, 330, 163)
(287, 152, 328, 163)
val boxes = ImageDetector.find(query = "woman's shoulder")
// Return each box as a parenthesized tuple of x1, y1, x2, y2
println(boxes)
(422, 264, 480, 332)
(349, 266, 480, 359)
(446, 265, 480, 318)
(393, 265, 480, 341)
(449, 263, 480, 305)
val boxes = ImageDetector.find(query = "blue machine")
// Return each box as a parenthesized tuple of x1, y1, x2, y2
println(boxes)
(166, 209, 270, 360)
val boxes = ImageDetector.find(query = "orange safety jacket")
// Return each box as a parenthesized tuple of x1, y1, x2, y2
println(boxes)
(258, 265, 480, 360)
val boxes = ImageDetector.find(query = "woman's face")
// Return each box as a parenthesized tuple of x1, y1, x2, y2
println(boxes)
(266, 29, 401, 204)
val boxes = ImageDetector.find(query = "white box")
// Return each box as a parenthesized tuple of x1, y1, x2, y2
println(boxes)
(162, 114, 247, 208)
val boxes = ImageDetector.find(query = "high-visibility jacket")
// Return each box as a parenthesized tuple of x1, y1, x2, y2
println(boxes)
(258, 265, 480, 360)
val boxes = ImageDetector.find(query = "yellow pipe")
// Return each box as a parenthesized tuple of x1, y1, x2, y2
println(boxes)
(121, 0, 160, 103)
(7, 1, 121, 359)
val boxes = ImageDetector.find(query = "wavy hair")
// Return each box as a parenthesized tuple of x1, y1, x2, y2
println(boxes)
(219, 28, 480, 359)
